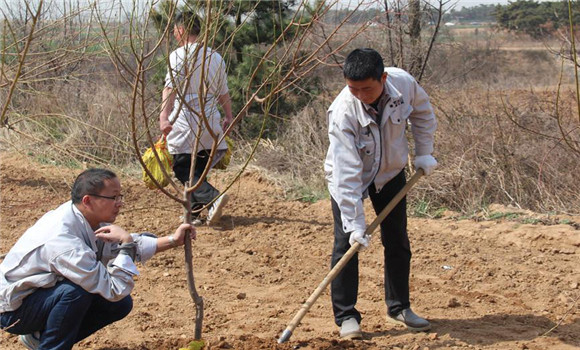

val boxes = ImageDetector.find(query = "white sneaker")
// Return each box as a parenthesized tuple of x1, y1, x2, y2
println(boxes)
(207, 194, 229, 225)
(339, 318, 362, 339)
(178, 216, 204, 226)
(19, 332, 40, 350)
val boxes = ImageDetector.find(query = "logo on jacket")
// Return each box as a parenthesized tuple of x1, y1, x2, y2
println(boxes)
(389, 98, 404, 108)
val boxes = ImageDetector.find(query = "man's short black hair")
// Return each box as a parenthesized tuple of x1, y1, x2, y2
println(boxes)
(343, 48, 384, 82)
(175, 10, 201, 36)
(71, 168, 117, 204)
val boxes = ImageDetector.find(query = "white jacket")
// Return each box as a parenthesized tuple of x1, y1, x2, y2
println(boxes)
(0, 201, 158, 313)
(165, 43, 229, 154)
(324, 68, 437, 234)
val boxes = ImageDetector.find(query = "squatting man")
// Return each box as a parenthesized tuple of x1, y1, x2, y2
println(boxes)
(325, 48, 438, 339)
(0, 168, 195, 350)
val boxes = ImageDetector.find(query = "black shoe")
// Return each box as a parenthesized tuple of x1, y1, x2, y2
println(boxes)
(387, 308, 431, 331)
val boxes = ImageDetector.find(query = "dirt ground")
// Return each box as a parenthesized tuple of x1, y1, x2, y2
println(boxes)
(0, 153, 578, 350)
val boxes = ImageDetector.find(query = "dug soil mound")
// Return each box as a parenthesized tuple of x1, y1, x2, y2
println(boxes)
(1, 153, 578, 349)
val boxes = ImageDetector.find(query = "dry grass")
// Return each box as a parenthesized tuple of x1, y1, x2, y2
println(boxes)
(248, 31, 580, 214)
(2, 70, 141, 169)
(429, 87, 579, 214)
(238, 95, 332, 202)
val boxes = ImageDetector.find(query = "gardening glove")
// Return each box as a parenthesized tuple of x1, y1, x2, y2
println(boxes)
(349, 230, 370, 249)
(414, 155, 438, 176)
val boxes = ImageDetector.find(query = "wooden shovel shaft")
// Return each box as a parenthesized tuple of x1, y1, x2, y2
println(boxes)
(278, 170, 424, 343)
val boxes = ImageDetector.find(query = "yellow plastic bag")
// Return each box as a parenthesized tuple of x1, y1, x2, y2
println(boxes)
(214, 136, 234, 170)
(142, 137, 173, 189)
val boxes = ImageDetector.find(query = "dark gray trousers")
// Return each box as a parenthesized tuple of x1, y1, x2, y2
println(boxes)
(172, 151, 219, 216)
(330, 170, 411, 326)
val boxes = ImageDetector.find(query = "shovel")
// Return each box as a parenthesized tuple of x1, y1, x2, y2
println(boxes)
(277, 169, 424, 343)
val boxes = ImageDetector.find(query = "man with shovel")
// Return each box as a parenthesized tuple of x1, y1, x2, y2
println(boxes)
(325, 48, 437, 339)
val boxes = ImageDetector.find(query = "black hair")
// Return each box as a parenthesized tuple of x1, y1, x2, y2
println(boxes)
(175, 10, 201, 36)
(71, 168, 117, 204)
(343, 48, 384, 82)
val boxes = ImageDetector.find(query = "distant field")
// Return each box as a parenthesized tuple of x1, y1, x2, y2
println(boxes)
(447, 26, 562, 51)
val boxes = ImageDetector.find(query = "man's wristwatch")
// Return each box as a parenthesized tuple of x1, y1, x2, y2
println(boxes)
(168, 235, 178, 248)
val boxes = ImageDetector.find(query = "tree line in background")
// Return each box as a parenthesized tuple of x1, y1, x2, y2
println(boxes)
(495, 0, 580, 38)
(445, 4, 497, 23)
(304, 1, 580, 41)
(446, 0, 580, 38)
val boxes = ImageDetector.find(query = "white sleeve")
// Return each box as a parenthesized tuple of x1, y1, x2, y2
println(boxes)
(328, 114, 367, 233)
(165, 51, 185, 89)
(131, 233, 158, 263)
(408, 76, 437, 156)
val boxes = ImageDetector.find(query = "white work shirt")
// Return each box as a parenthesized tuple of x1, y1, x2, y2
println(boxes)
(324, 67, 437, 234)
(0, 201, 158, 313)
(165, 43, 229, 154)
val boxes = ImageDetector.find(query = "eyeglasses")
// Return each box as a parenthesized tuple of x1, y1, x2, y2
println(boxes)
(88, 194, 124, 203)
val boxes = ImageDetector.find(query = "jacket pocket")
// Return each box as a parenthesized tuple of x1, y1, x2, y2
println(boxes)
(385, 106, 411, 170)
(356, 127, 376, 172)
(388, 104, 412, 125)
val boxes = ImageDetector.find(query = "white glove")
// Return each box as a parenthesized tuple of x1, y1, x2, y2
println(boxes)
(349, 230, 370, 249)
(414, 155, 438, 176)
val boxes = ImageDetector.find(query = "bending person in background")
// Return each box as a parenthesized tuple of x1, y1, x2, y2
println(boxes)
(325, 48, 438, 340)
(0, 168, 194, 350)
(159, 10, 232, 226)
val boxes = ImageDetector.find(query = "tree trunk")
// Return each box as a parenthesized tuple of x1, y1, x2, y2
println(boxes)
(408, 0, 422, 76)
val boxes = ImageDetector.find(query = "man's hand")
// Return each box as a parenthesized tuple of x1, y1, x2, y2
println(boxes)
(349, 230, 370, 249)
(160, 117, 173, 136)
(222, 114, 233, 131)
(95, 225, 133, 244)
(172, 223, 196, 246)
(217, 93, 233, 131)
(414, 155, 438, 176)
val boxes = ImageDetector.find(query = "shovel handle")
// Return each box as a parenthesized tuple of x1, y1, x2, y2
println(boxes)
(364, 168, 424, 236)
(278, 169, 424, 343)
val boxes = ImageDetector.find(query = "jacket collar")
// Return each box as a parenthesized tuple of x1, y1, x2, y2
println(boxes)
(71, 202, 99, 253)
(385, 76, 403, 102)
(354, 78, 404, 128)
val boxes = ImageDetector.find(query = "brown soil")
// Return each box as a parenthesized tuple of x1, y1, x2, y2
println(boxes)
(0, 153, 578, 350)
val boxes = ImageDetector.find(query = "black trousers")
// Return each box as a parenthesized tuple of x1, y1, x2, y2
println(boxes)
(330, 170, 411, 326)
(172, 151, 220, 215)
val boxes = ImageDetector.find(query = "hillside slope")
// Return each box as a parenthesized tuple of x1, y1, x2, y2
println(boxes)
(0, 153, 578, 349)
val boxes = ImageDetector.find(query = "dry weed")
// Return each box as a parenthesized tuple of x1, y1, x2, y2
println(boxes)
(430, 87, 579, 214)
(243, 96, 331, 202)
